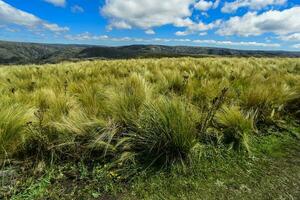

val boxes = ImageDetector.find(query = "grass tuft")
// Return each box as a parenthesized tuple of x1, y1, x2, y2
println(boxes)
(0, 103, 33, 157)
(215, 105, 257, 152)
(132, 98, 198, 166)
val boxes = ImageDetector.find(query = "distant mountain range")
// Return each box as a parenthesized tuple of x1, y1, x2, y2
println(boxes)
(1, 40, 300, 64)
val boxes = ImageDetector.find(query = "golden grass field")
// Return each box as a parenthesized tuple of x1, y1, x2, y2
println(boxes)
(0, 57, 299, 199)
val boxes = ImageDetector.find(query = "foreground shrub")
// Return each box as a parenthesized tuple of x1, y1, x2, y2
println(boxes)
(215, 106, 257, 152)
(131, 98, 198, 166)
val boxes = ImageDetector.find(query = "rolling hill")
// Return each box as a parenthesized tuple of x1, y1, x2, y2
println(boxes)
(1, 40, 300, 64)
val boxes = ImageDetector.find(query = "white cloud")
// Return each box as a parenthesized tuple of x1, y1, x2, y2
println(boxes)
(195, 0, 213, 11)
(145, 29, 155, 35)
(174, 38, 192, 42)
(175, 31, 189, 36)
(194, 0, 220, 11)
(42, 23, 69, 32)
(279, 33, 300, 41)
(293, 44, 300, 49)
(65, 32, 109, 41)
(176, 19, 221, 36)
(0, 0, 69, 32)
(222, 0, 287, 13)
(217, 7, 300, 36)
(0, 1, 40, 27)
(44, 0, 66, 7)
(213, 0, 220, 9)
(4, 27, 20, 32)
(101, 0, 222, 36)
(65, 32, 280, 48)
(71, 5, 84, 13)
(101, 0, 195, 30)
(193, 39, 280, 47)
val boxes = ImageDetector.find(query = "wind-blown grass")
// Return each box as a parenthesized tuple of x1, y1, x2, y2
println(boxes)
(131, 98, 198, 165)
(215, 105, 257, 152)
(107, 73, 150, 130)
(0, 103, 33, 157)
(0, 57, 299, 167)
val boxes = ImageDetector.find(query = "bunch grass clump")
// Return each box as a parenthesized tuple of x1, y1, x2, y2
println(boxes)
(107, 73, 151, 130)
(132, 98, 198, 165)
(0, 103, 33, 157)
(285, 85, 300, 119)
(215, 105, 257, 152)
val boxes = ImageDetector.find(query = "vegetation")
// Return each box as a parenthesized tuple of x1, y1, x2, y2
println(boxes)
(0, 57, 299, 199)
(2, 40, 300, 65)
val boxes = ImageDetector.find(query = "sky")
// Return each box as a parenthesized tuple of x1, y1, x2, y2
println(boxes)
(0, 0, 300, 51)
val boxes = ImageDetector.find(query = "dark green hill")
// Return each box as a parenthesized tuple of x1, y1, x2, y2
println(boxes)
(1, 40, 300, 64)
(0, 41, 85, 64)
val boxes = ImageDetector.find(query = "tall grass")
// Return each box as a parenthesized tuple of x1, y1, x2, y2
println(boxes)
(0, 103, 33, 157)
(215, 106, 257, 152)
(285, 85, 300, 119)
(0, 57, 299, 166)
(131, 98, 198, 165)
(107, 73, 150, 130)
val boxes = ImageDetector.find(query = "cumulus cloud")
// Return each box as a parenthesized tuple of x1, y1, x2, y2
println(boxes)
(71, 5, 84, 13)
(175, 19, 221, 36)
(193, 39, 280, 47)
(194, 0, 220, 11)
(217, 7, 300, 36)
(44, 0, 66, 7)
(65, 32, 109, 41)
(293, 44, 300, 49)
(65, 33, 146, 42)
(42, 23, 69, 32)
(101, 0, 221, 35)
(65, 32, 280, 48)
(145, 29, 155, 35)
(4, 27, 20, 33)
(0, 0, 69, 32)
(101, 0, 194, 30)
(101, 0, 223, 36)
(195, 0, 213, 11)
(222, 0, 287, 13)
(279, 33, 300, 41)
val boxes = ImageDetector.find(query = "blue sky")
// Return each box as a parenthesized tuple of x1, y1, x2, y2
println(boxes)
(0, 0, 300, 50)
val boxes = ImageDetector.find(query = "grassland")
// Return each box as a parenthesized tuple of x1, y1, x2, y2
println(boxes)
(0, 57, 299, 199)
